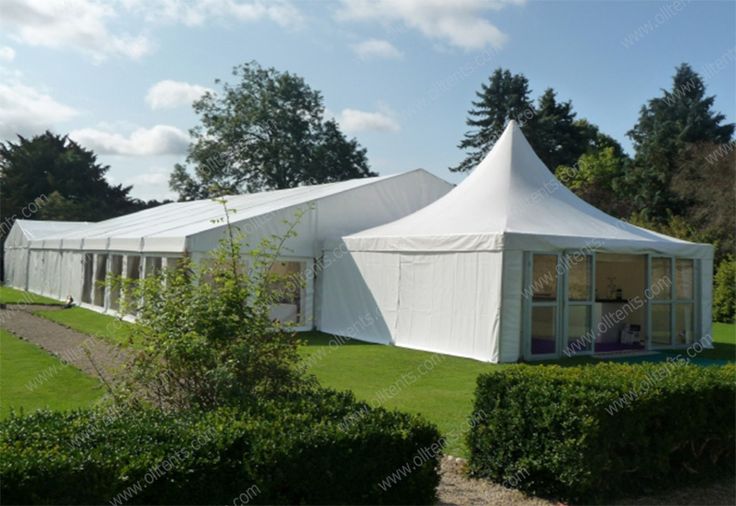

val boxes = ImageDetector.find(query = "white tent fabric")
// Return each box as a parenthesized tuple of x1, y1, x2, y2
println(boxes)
(319, 121, 713, 362)
(5, 171, 453, 330)
(4, 220, 90, 291)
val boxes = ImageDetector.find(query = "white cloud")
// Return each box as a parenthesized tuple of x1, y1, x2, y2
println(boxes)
(123, 0, 304, 29)
(123, 167, 179, 201)
(337, 0, 524, 50)
(351, 39, 403, 60)
(339, 108, 400, 133)
(0, 0, 150, 61)
(145, 80, 213, 110)
(69, 125, 190, 156)
(0, 46, 15, 62)
(0, 80, 78, 139)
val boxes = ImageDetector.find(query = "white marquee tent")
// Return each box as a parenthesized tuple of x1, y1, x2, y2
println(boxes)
(320, 121, 713, 362)
(4, 170, 452, 330)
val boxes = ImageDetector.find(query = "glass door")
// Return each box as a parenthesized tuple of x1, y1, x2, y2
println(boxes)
(526, 253, 561, 359)
(564, 252, 594, 355)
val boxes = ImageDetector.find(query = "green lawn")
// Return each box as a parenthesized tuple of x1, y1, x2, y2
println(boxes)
(0, 286, 60, 305)
(0, 329, 103, 418)
(34, 307, 139, 348)
(300, 322, 736, 457)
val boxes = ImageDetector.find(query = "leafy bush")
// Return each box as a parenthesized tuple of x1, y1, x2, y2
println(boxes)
(0, 390, 441, 505)
(714, 256, 736, 323)
(111, 203, 315, 411)
(467, 363, 736, 504)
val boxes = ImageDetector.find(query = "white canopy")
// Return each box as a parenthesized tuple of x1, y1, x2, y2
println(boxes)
(345, 121, 711, 259)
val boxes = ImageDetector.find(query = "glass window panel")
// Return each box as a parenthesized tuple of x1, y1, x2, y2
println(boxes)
(568, 255, 592, 301)
(532, 255, 558, 302)
(675, 303, 694, 345)
(651, 258, 672, 300)
(269, 261, 304, 324)
(567, 305, 592, 352)
(651, 303, 671, 345)
(531, 306, 556, 355)
(675, 259, 694, 300)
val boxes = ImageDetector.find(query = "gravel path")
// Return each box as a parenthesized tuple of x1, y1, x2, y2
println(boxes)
(437, 456, 735, 506)
(0, 304, 130, 383)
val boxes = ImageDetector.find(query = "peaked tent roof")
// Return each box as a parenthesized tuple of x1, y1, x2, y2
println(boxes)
(345, 121, 711, 258)
(5, 220, 92, 248)
(28, 170, 451, 253)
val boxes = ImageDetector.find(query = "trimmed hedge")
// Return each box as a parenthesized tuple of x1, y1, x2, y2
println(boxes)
(467, 362, 736, 503)
(0, 390, 441, 505)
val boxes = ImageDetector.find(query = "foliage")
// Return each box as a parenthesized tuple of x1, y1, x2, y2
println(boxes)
(555, 147, 631, 217)
(451, 68, 623, 173)
(714, 257, 736, 323)
(0, 329, 103, 418)
(626, 64, 735, 223)
(0, 390, 441, 505)
(467, 363, 736, 503)
(112, 203, 313, 411)
(0, 132, 162, 238)
(170, 61, 376, 200)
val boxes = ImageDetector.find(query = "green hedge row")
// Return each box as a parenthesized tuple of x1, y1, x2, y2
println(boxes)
(467, 362, 736, 503)
(0, 390, 441, 505)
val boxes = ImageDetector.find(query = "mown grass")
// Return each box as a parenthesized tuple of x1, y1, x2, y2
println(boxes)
(0, 286, 60, 305)
(0, 329, 103, 418)
(300, 322, 736, 457)
(33, 307, 139, 348)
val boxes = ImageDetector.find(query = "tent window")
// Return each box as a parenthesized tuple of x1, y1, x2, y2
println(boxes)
(124, 256, 141, 315)
(269, 260, 305, 326)
(82, 254, 93, 303)
(566, 254, 594, 354)
(108, 255, 123, 310)
(145, 256, 162, 277)
(528, 254, 560, 357)
(93, 254, 108, 307)
(651, 257, 695, 347)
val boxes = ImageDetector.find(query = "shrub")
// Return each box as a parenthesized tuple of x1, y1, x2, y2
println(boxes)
(467, 363, 736, 504)
(713, 256, 736, 323)
(112, 203, 315, 411)
(0, 390, 441, 505)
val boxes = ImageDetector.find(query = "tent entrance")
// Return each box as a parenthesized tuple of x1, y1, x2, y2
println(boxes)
(523, 252, 700, 361)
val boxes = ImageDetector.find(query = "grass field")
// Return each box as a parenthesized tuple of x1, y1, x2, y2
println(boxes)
(0, 286, 60, 305)
(0, 329, 103, 418)
(301, 322, 736, 457)
(34, 307, 139, 348)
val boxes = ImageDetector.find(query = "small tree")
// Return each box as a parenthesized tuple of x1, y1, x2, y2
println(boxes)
(114, 203, 314, 411)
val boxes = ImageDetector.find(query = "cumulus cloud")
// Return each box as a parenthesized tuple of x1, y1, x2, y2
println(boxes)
(337, 0, 524, 50)
(0, 0, 303, 62)
(123, 0, 304, 29)
(0, 46, 16, 62)
(339, 108, 400, 133)
(145, 80, 213, 110)
(69, 125, 190, 156)
(0, 0, 150, 61)
(0, 80, 78, 139)
(351, 39, 403, 60)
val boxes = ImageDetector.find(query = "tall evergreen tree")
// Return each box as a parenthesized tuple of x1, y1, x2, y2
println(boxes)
(0, 132, 148, 232)
(626, 63, 734, 222)
(452, 69, 619, 173)
(170, 61, 376, 200)
(451, 69, 534, 173)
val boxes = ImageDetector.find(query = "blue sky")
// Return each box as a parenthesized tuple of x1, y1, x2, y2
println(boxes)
(1, 0, 734, 201)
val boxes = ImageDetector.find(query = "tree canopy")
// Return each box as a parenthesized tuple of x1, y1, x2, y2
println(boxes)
(626, 63, 735, 222)
(451, 68, 623, 173)
(0, 132, 156, 236)
(170, 61, 376, 200)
